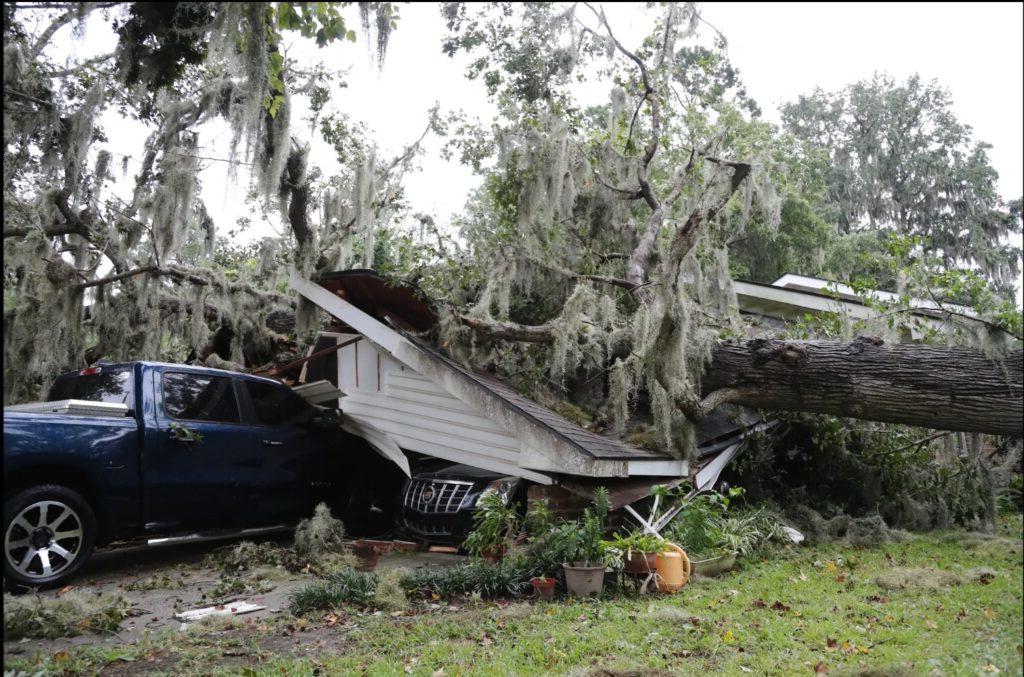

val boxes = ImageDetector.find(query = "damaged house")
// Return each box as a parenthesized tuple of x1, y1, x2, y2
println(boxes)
(289, 269, 766, 511)
(288, 268, 1004, 535)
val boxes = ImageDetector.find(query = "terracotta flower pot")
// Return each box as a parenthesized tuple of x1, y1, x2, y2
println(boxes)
(562, 562, 605, 597)
(531, 576, 556, 600)
(623, 551, 659, 575)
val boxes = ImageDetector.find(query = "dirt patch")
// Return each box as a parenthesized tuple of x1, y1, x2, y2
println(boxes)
(874, 567, 962, 591)
(493, 601, 536, 621)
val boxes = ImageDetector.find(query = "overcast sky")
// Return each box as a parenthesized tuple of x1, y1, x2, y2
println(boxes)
(272, 1, 1023, 237)
(75, 3, 1023, 259)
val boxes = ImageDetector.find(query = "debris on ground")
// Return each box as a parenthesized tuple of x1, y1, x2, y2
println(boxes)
(874, 567, 962, 591)
(372, 568, 410, 612)
(203, 540, 285, 574)
(3, 592, 137, 640)
(174, 601, 266, 623)
(964, 567, 999, 584)
(951, 532, 1022, 556)
(787, 506, 912, 546)
(208, 573, 276, 601)
(123, 572, 189, 591)
(294, 503, 357, 563)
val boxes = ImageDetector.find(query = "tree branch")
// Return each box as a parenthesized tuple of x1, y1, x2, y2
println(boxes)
(458, 314, 556, 343)
(77, 264, 294, 307)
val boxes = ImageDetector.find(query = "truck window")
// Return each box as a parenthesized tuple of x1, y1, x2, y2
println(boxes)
(244, 380, 311, 426)
(163, 373, 240, 423)
(48, 367, 134, 408)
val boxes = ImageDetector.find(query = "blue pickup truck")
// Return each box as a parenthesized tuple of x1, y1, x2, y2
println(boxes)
(3, 361, 403, 588)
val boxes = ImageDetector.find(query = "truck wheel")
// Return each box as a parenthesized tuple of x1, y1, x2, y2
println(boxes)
(3, 485, 96, 588)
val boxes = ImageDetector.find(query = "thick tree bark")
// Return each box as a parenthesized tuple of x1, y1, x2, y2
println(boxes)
(701, 337, 1023, 437)
(459, 315, 1022, 436)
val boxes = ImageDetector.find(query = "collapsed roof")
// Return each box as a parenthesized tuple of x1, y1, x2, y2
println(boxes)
(291, 269, 762, 485)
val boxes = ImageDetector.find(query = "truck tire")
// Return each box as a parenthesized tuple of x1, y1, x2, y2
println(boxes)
(3, 485, 96, 588)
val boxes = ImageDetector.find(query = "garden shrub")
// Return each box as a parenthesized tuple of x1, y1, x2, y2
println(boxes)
(726, 413, 1022, 533)
(288, 568, 378, 615)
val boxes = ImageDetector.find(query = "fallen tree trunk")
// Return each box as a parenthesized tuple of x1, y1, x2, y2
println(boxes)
(460, 315, 1022, 436)
(701, 337, 1023, 437)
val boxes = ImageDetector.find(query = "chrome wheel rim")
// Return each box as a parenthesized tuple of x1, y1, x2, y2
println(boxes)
(5, 500, 84, 580)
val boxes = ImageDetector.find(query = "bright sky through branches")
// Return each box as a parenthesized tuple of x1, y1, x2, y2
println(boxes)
(56, 2, 1023, 292)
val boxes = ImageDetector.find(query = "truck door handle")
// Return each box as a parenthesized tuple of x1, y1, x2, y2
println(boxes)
(262, 440, 284, 447)
(169, 429, 196, 444)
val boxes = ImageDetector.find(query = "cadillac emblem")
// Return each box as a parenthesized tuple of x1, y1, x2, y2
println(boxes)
(420, 485, 436, 503)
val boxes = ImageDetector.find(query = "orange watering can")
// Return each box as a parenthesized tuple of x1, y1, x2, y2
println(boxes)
(655, 542, 691, 592)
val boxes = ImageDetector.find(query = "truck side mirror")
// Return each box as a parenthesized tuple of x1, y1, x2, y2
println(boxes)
(311, 409, 343, 429)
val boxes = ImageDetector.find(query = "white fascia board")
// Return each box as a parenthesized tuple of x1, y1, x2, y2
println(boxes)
(693, 442, 743, 493)
(736, 281, 879, 319)
(626, 459, 688, 476)
(770, 273, 975, 317)
(518, 442, 629, 478)
(735, 281, 946, 335)
(288, 269, 406, 353)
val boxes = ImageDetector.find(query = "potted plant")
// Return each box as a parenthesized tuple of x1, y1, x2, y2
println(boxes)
(609, 530, 666, 575)
(463, 493, 522, 562)
(530, 575, 556, 600)
(562, 487, 611, 597)
(664, 488, 786, 577)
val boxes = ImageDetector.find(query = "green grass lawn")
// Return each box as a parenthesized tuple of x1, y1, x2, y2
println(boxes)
(6, 519, 1022, 676)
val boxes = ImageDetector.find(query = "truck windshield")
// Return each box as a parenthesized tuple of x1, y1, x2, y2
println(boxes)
(48, 367, 134, 409)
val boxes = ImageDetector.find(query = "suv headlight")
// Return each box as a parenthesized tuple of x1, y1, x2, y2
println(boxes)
(477, 476, 521, 505)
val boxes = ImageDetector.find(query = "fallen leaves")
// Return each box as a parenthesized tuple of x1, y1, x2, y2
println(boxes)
(814, 661, 830, 673)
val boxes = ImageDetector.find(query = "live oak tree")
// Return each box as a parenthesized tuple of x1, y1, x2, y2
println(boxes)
(2, 1, 414, 402)
(3, 2, 1021, 460)
(779, 74, 1022, 297)
(432, 2, 1021, 456)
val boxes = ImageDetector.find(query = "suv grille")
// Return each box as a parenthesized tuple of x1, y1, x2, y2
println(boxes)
(403, 479, 473, 514)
